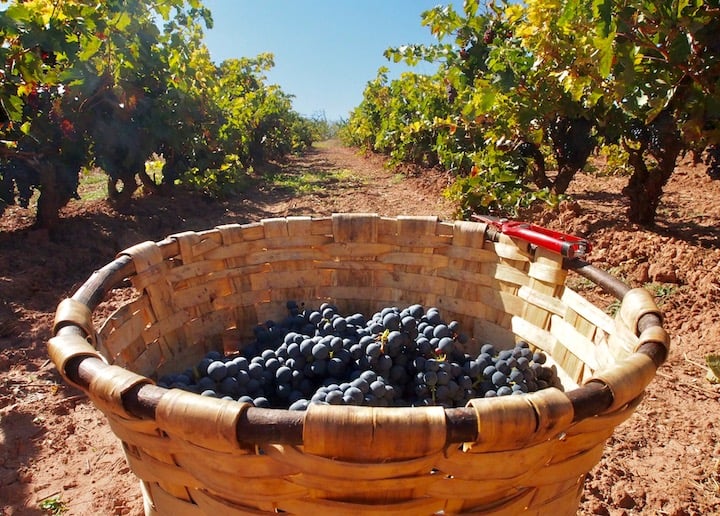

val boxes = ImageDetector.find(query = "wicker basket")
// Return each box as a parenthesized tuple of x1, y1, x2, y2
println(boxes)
(48, 214, 669, 515)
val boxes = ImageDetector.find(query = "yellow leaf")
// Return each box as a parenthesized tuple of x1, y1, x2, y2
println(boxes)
(505, 4, 525, 23)
(17, 83, 33, 96)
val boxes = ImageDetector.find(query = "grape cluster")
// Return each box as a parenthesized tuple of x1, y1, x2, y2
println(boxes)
(548, 116, 595, 171)
(158, 302, 563, 410)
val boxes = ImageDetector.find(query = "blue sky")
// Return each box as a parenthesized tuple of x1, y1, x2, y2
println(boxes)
(200, 1, 456, 120)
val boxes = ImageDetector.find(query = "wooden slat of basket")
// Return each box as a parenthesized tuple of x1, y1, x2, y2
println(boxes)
(260, 216, 294, 238)
(379, 251, 450, 268)
(509, 314, 555, 351)
(142, 482, 204, 515)
(331, 212, 379, 242)
(98, 297, 148, 358)
(455, 488, 536, 516)
(195, 475, 310, 504)
(191, 489, 281, 516)
(541, 441, 606, 481)
(428, 474, 539, 500)
(442, 441, 556, 479)
(127, 448, 200, 494)
(183, 310, 235, 352)
(172, 230, 202, 264)
(444, 244, 502, 265)
(473, 318, 517, 349)
(250, 267, 332, 292)
(105, 415, 180, 455)
(212, 226, 247, 276)
(550, 316, 601, 369)
(527, 257, 568, 285)
(164, 259, 229, 284)
(281, 496, 447, 516)
(263, 444, 443, 481)
(553, 427, 617, 461)
(125, 339, 166, 378)
(525, 480, 583, 516)
(561, 287, 616, 336)
(285, 215, 315, 235)
(175, 449, 299, 479)
(290, 472, 438, 503)
(517, 285, 566, 318)
(492, 234, 534, 262)
(143, 310, 192, 345)
(123, 244, 190, 369)
(521, 248, 564, 341)
(377, 229, 451, 249)
(452, 219, 487, 247)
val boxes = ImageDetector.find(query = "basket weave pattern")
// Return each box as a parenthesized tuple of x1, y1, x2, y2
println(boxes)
(48, 214, 668, 515)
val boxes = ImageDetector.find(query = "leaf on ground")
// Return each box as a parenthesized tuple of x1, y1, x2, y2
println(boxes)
(706, 354, 720, 384)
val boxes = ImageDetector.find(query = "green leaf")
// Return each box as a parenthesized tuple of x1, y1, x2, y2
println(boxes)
(2, 95, 24, 122)
(5, 4, 33, 23)
(592, 0, 613, 37)
(594, 32, 615, 78)
(20, 121, 32, 135)
(111, 12, 133, 32)
(470, 83, 497, 113)
(463, 0, 479, 17)
(558, 0, 580, 27)
(78, 36, 103, 61)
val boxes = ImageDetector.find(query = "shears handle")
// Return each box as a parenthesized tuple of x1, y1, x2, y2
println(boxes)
(472, 215, 591, 258)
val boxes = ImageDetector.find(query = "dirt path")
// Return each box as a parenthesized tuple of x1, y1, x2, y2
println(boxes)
(1, 140, 719, 515)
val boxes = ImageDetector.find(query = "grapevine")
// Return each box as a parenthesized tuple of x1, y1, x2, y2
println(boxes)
(343, 0, 720, 225)
(0, 0, 318, 228)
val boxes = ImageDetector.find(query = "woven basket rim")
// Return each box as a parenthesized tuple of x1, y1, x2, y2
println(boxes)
(48, 214, 669, 447)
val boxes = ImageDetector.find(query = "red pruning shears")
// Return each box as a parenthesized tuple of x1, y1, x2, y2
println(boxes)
(472, 215, 592, 258)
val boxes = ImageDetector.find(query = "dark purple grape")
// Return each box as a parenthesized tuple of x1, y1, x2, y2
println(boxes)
(289, 399, 309, 411)
(497, 386, 513, 396)
(253, 397, 270, 408)
(480, 343, 495, 356)
(326, 389, 343, 405)
(532, 351, 547, 364)
(206, 361, 227, 381)
(425, 308, 442, 325)
(343, 386, 364, 404)
(491, 371, 508, 387)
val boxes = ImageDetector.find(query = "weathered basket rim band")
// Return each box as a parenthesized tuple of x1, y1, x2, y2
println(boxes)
(49, 216, 669, 447)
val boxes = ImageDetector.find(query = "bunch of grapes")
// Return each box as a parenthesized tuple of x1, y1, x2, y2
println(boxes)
(548, 116, 595, 172)
(704, 144, 720, 180)
(158, 302, 563, 411)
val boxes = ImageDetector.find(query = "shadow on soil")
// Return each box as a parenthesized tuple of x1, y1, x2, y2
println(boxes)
(0, 404, 48, 515)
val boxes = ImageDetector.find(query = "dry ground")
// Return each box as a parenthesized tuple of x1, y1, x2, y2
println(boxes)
(1, 140, 718, 515)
